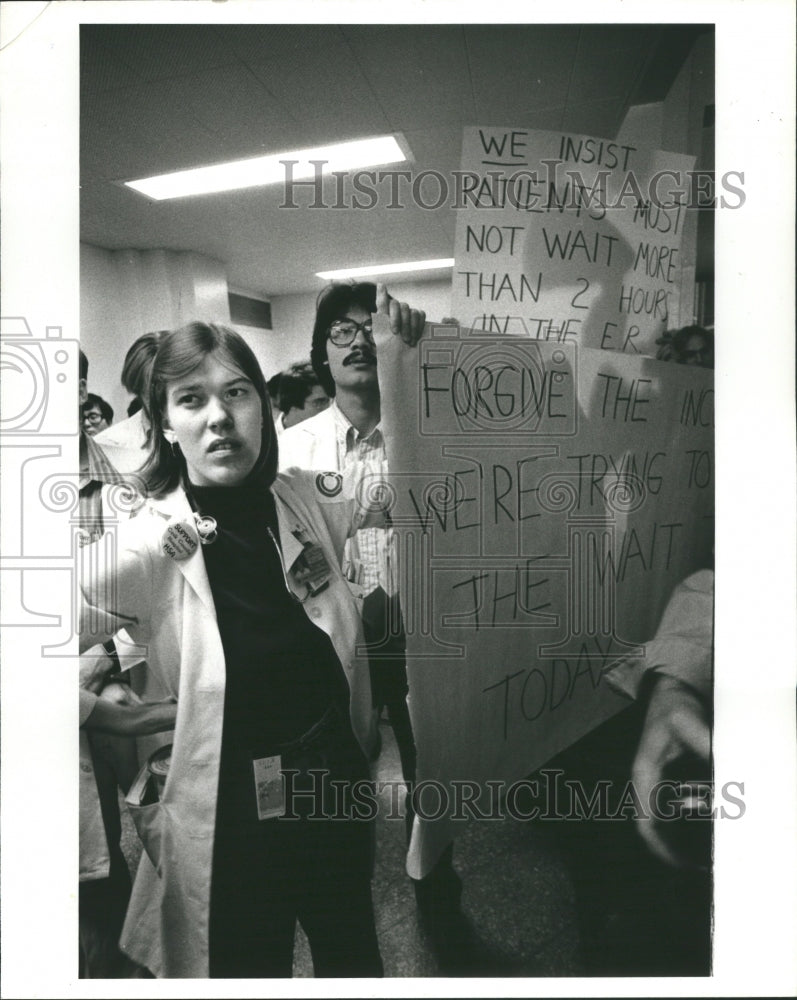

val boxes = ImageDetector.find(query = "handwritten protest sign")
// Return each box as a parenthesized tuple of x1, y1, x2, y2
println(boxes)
(452, 127, 695, 355)
(375, 319, 713, 874)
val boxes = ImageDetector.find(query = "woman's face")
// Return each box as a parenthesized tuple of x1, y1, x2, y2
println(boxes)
(163, 351, 264, 487)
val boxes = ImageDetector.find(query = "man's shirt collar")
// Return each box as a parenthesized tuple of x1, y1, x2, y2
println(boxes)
(330, 399, 382, 449)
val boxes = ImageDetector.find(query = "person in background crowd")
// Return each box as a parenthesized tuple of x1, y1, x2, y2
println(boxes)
(280, 283, 491, 974)
(80, 296, 424, 978)
(539, 566, 714, 976)
(276, 361, 330, 433)
(96, 331, 164, 472)
(655, 325, 714, 368)
(95, 330, 174, 783)
(266, 372, 283, 420)
(78, 350, 175, 978)
(82, 393, 114, 436)
(607, 570, 713, 869)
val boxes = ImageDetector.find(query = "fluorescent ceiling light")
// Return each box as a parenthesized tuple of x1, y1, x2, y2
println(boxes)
(316, 259, 455, 280)
(124, 135, 407, 201)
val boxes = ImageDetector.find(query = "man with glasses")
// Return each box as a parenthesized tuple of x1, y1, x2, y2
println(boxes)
(280, 283, 489, 973)
(82, 393, 114, 437)
(280, 283, 414, 784)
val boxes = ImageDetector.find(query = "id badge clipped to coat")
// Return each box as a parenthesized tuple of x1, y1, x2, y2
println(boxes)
(290, 529, 332, 598)
(252, 755, 285, 820)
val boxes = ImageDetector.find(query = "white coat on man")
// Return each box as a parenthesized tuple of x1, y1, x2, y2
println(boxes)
(278, 404, 339, 472)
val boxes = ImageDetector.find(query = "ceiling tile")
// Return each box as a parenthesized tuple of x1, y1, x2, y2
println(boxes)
(341, 25, 474, 130)
(245, 56, 388, 135)
(399, 126, 466, 174)
(577, 25, 659, 54)
(465, 25, 580, 119)
(567, 49, 649, 103)
(81, 82, 222, 180)
(212, 24, 345, 67)
(81, 25, 240, 84)
(156, 66, 290, 147)
(217, 21, 386, 129)
(562, 97, 626, 137)
(80, 31, 140, 92)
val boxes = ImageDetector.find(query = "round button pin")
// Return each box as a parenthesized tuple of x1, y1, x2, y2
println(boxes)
(162, 519, 199, 560)
(315, 472, 342, 498)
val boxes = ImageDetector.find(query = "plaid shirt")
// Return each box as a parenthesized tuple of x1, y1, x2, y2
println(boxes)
(79, 432, 124, 545)
(330, 402, 397, 599)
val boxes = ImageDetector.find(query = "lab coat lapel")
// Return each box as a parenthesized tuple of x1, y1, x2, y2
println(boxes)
(150, 491, 216, 617)
(296, 406, 339, 469)
(271, 483, 306, 579)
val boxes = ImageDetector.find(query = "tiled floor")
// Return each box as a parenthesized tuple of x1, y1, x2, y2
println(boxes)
(291, 719, 582, 977)
(120, 713, 712, 979)
(120, 718, 583, 978)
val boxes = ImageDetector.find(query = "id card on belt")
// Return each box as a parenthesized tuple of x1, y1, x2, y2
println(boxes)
(252, 755, 284, 820)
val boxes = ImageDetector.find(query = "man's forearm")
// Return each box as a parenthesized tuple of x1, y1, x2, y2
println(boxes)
(83, 698, 177, 736)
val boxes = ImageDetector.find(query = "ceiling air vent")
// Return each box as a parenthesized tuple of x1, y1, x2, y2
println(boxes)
(228, 292, 271, 331)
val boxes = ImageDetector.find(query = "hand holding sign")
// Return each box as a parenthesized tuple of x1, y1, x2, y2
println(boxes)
(376, 283, 426, 346)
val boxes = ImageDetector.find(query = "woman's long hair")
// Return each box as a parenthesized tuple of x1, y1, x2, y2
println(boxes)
(121, 330, 164, 444)
(141, 322, 277, 498)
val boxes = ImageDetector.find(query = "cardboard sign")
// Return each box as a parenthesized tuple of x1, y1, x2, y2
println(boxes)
(452, 127, 695, 355)
(375, 319, 713, 874)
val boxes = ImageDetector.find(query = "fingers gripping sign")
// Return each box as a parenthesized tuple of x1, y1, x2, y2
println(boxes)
(376, 283, 426, 346)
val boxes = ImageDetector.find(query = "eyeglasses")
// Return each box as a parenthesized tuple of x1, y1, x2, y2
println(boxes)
(82, 411, 104, 424)
(327, 318, 374, 347)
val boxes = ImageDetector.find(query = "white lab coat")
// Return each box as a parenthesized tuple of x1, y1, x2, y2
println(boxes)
(79, 468, 376, 978)
(278, 404, 339, 471)
(94, 410, 149, 477)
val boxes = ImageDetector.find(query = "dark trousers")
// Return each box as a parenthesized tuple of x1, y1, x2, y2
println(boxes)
(361, 588, 417, 788)
(209, 812, 382, 978)
(209, 712, 383, 978)
(361, 588, 463, 918)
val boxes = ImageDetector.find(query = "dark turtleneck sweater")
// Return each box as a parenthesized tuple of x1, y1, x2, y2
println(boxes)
(189, 480, 348, 823)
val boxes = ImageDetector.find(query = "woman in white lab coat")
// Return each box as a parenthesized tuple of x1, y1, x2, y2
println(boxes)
(80, 299, 424, 978)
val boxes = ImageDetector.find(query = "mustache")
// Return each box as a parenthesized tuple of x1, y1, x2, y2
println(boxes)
(342, 348, 377, 366)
